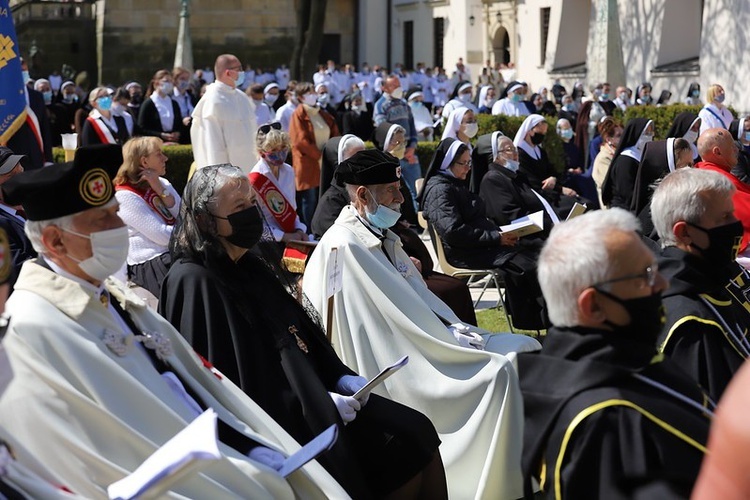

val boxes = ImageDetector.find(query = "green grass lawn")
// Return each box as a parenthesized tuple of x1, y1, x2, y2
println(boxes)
(476, 308, 546, 337)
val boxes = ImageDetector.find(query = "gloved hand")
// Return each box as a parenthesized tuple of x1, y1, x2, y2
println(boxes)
(247, 446, 286, 471)
(449, 323, 486, 350)
(329, 392, 361, 424)
(335, 374, 369, 406)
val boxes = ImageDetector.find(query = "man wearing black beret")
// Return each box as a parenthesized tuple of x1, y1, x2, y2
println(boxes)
(0, 145, 347, 497)
(302, 148, 540, 498)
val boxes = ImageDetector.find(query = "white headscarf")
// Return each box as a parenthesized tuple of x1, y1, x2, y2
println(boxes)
(513, 114, 546, 160)
(491, 131, 504, 161)
(439, 140, 466, 176)
(620, 119, 654, 163)
(337, 134, 365, 164)
(441, 107, 471, 142)
(666, 137, 677, 173)
(383, 124, 404, 152)
(478, 85, 495, 109)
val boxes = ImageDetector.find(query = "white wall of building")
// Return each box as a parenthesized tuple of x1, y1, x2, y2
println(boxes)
(357, 0, 387, 67)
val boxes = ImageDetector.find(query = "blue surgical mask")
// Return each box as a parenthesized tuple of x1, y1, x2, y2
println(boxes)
(692, 89, 700, 98)
(511, 93, 523, 103)
(503, 158, 520, 172)
(600, 93, 610, 100)
(42, 91, 52, 105)
(21, 71, 30, 84)
(715, 94, 726, 103)
(744, 131, 750, 142)
(365, 189, 401, 229)
(63, 94, 78, 104)
(234, 71, 245, 88)
(560, 128, 574, 141)
(97, 96, 113, 111)
(459, 93, 472, 103)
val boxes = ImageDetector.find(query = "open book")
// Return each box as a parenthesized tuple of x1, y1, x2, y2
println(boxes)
(354, 356, 409, 402)
(108, 410, 339, 499)
(565, 202, 587, 221)
(499, 210, 544, 238)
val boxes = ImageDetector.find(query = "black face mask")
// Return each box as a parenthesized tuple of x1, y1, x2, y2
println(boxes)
(531, 132, 545, 145)
(217, 206, 264, 249)
(596, 289, 666, 347)
(687, 220, 743, 268)
(130, 93, 143, 106)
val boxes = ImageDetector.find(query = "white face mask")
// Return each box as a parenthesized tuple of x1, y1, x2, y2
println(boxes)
(503, 158, 520, 172)
(390, 87, 404, 99)
(63, 226, 129, 282)
(264, 93, 278, 106)
(459, 93, 472, 103)
(302, 93, 318, 106)
(683, 129, 698, 145)
(462, 122, 478, 138)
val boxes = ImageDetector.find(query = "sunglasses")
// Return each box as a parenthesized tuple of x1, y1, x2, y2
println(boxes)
(258, 122, 282, 134)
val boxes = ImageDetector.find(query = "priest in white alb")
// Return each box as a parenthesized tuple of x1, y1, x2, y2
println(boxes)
(302, 149, 541, 499)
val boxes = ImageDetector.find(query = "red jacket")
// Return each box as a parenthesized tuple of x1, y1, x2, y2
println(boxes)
(288, 106, 339, 191)
(697, 161, 750, 252)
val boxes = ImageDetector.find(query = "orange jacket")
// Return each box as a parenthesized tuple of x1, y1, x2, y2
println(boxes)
(288, 105, 339, 191)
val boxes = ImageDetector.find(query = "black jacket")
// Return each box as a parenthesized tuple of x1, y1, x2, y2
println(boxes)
(137, 97, 185, 141)
(421, 172, 513, 269)
(520, 325, 710, 499)
(7, 89, 53, 170)
(658, 246, 749, 400)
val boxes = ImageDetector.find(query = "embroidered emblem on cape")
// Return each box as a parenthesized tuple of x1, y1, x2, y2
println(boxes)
(103, 328, 173, 360)
(289, 325, 308, 353)
(396, 260, 410, 278)
(79, 168, 112, 206)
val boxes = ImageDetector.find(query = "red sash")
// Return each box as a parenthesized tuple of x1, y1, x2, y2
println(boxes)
(115, 183, 176, 224)
(249, 172, 297, 233)
(86, 116, 117, 144)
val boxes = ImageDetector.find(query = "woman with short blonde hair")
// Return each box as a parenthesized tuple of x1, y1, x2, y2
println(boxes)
(699, 83, 732, 133)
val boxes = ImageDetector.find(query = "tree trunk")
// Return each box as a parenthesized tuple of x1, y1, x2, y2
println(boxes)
(299, 0, 327, 82)
(290, 0, 311, 80)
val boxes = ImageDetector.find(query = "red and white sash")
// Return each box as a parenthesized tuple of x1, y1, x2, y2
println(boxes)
(24, 106, 44, 160)
(86, 115, 118, 144)
(249, 172, 296, 233)
(115, 183, 176, 224)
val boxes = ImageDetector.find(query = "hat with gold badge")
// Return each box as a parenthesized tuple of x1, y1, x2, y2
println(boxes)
(1, 144, 122, 221)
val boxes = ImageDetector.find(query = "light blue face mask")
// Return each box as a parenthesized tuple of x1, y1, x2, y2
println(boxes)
(365, 189, 401, 229)
(234, 71, 245, 88)
(97, 96, 113, 111)
(745, 131, 750, 142)
(503, 158, 520, 172)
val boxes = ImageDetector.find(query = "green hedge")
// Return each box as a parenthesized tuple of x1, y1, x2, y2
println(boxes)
(623, 104, 738, 140)
(53, 116, 569, 195)
(54, 145, 195, 195)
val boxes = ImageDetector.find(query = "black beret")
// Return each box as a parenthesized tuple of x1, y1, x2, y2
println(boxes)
(2, 144, 123, 221)
(335, 149, 402, 186)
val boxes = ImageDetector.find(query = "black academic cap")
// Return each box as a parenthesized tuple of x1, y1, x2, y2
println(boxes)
(3, 144, 123, 221)
(335, 149, 402, 186)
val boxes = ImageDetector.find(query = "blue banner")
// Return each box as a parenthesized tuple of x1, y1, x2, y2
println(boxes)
(0, 0, 26, 145)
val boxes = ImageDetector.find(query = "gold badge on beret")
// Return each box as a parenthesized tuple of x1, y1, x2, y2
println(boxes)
(0, 229, 10, 285)
(79, 168, 113, 206)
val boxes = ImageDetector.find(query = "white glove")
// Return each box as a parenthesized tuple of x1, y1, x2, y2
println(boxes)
(449, 323, 486, 350)
(329, 392, 361, 424)
(247, 446, 286, 471)
(335, 375, 369, 406)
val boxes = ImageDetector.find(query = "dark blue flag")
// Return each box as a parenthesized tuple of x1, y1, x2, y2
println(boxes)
(0, 0, 27, 145)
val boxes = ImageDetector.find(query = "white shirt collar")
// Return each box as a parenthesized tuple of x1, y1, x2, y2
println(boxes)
(44, 256, 104, 296)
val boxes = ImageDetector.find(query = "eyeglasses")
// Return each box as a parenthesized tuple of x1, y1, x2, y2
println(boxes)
(258, 122, 282, 134)
(499, 147, 517, 154)
(594, 264, 659, 290)
(454, 159, 472, 167)
(228, 66, 243, 72)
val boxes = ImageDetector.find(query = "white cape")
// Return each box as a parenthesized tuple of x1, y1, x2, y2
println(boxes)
(302, 206, 540, 499)
(0, 260, 347, 499)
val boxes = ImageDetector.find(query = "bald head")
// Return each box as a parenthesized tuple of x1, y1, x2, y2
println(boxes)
(697, 128, 739, 170)
(214, 54, 242, 86)
(382, 76, 401, 94)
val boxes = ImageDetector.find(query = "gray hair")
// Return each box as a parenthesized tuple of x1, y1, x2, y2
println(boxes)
(24, 199, 119, 255)
(651, 168, 734, 248)
(170, 164, 247, 260)
(538, 208, 641, 327)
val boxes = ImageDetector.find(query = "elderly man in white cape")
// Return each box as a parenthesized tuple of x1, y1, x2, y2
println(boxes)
(302, 148, 541, 499)
(0, 144, 346, 499)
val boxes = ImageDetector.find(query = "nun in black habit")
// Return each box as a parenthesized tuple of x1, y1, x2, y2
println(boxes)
(601, 117, 654, 209)
(666, 111, 701, 162)
(728, 117, 750, 183)
(420, 138, 549, 330)
(160, 164, 447, 499)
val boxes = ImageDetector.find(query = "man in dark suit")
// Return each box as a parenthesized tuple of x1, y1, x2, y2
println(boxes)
(0, 147, 37, 287)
